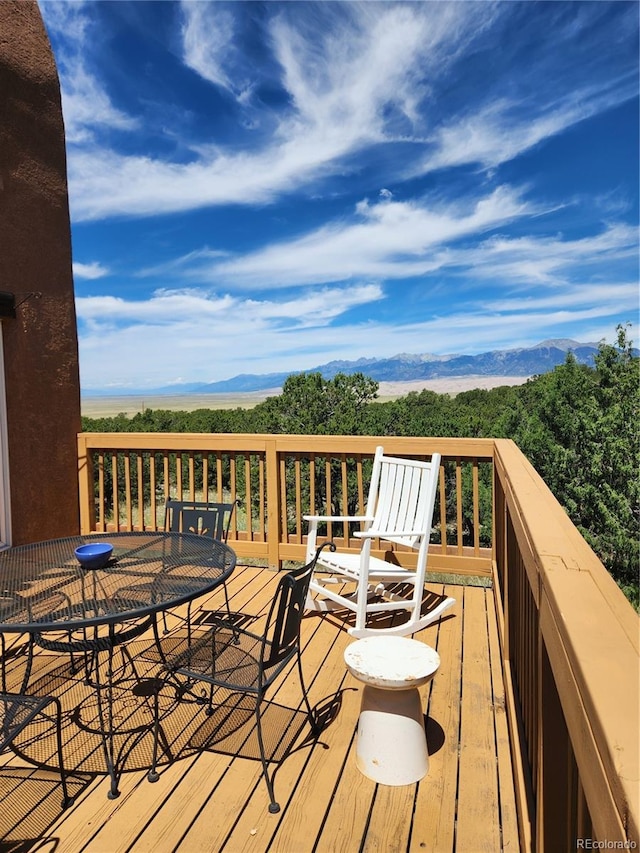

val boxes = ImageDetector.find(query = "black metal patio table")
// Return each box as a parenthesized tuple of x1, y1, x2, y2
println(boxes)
(0, 531, 236, 797)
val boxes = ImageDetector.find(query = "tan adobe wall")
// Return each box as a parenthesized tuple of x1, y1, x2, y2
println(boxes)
(0, 1, 81, 543)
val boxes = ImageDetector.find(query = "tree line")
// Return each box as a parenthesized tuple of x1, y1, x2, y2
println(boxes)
(83, 326, 639, 607)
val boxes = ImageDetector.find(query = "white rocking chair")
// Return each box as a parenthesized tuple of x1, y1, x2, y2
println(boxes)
(304, 447, 455, 637)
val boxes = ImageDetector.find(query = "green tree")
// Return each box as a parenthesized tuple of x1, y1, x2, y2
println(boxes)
(251, 372, 378, 435)
(506, 326, 639, 605)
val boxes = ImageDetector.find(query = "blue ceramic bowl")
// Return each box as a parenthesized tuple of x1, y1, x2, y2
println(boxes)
(75, 542, 113, 570)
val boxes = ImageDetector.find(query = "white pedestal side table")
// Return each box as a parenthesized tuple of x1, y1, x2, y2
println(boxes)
(344, 635, 440, 785)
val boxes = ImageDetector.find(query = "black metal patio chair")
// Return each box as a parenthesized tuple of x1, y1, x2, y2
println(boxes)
(113, 499, 240, 638)
(0, 692, 73, 809)
(161, 498, 240, 633)
(147, 541, 336, 814)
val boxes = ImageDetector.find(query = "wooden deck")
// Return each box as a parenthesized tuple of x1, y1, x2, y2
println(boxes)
(1, 566, 520, 853)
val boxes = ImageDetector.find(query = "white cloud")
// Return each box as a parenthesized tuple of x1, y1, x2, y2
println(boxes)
(484, 282, 639, 313)
(421, 80, 637, 174)
(180, 2, 253, 101)
(73, 261, 110, 280)
(137, 248, 230, 279)
(450, 224, 639, 286)
(76, 283, 382, 329)
(42, 1, 637, 226)
(201, 186, 534, 287)
(122, 198, 636, 314)
(77, 290, 235, 326)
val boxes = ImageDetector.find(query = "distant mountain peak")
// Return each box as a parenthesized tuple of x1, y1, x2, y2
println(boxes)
(535, 338, 597, 350)
(390, 352, 459, 363)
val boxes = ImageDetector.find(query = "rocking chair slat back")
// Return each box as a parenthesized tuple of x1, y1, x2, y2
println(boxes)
(370, 452, 440, 550)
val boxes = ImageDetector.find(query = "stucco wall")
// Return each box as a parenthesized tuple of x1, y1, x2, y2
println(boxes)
(0, 1, 81, 543)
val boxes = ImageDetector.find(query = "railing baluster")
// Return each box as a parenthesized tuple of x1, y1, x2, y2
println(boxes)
(150, 453, 157, 530)
(309, 456, 316, 517)
(137, 453, 144, 530)
(325, 457, 332, 542)
(188, 452, 195, 500)
(243, 455, 252, 540)
(357, 454, 365, 518)
(215, 452, 223, 501)
(98, 451, 105, 532)
(257, 454, 265, 541)
(176, 453, 183, 500)
(229, 455, 237, 507)
(456, 457, 463, 554)
(472, 458, 480, 556)
(294, 455, 302, 543)
(111, 452, 119, 532)
(279, 454, 287, 544)
(340, 455, 349, 545)
(438, 463, 447, 553)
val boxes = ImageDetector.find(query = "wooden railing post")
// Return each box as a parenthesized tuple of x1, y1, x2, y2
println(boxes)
(265, 437, 281, 570)
(77, 433, 95, 534)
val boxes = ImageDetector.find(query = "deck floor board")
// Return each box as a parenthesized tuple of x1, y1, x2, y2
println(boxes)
(0, 567, 521, 853)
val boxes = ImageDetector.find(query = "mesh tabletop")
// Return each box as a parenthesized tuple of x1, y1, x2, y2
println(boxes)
(0, 532, 236, 632)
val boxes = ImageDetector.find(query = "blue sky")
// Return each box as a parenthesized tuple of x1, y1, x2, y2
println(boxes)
(39, 1, 639, 392)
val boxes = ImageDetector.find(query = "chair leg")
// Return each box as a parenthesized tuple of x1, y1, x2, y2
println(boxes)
(297, 650, 319, 736)
(19, 636, 35, 696)
(148, 679, 161, 783)
(138, 672, 174, 786)
(254, 700, 280, 814)
(221, 584, 241, 642)
(49, 696, 73, 808)
(94, 642, 119, 799)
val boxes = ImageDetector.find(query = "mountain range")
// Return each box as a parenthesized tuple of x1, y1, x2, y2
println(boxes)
(85, 338, 613, 396)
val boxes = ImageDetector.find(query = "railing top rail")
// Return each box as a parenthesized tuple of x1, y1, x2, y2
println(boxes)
(77, 432, 496, 459)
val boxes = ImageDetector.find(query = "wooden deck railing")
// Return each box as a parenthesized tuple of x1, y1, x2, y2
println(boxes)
(77, 434, 495, 577)
(76, 432, 639, 850)
(493, 439, 638, 851)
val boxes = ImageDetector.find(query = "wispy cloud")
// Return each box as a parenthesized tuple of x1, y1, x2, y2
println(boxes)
(43, 2, 496, 221)
(417, 2, 639, 175)
(40, 1, 137, 144)
(172, 196, 634, 294)
(180, 2, 255, 104)
(421, 81, 637, 175)
(484, 281, 639, 314)
(76, 283, 385, 387)
(444, 223, 639, 286)
(41, 0, 636, 224)
(76, 283, 382, 329)
(199, 186, 535, 288)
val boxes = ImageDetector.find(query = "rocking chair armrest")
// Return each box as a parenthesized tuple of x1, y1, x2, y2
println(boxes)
(354, 528, 423, 539)
(304, 514, 375, 523)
